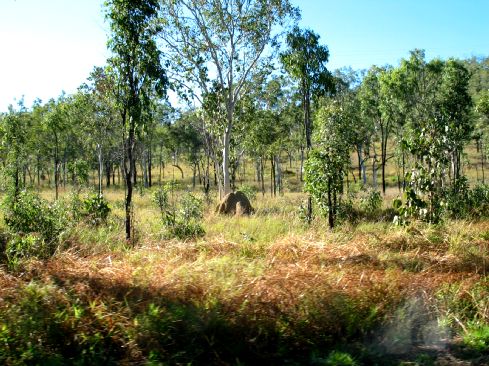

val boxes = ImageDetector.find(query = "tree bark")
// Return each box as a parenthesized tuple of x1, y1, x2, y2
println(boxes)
(222, 122, 232, 198)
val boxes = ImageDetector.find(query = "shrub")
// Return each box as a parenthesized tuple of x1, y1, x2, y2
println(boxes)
(359, 189, 382, 213)
(82, 194, 111, 225)
(467, 183, 489, 218)
(324, 350, 358, 366)
(2, 191, 68, 266)
(443, 177, 471, 219)
(238, 184, 258, 201)
(463, 323, 489, 352)
(153, 185, 205, 239)
(4, 190, 67, 248)
(5, 233, 45, 270)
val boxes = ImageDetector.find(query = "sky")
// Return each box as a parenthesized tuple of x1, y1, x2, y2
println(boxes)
(1, 0, 488, 112)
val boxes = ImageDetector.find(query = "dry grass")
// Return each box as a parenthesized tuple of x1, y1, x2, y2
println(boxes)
(1, 186, 489, 364)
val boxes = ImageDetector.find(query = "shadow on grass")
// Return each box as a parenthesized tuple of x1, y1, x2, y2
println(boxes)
(1, 259, 487, 365)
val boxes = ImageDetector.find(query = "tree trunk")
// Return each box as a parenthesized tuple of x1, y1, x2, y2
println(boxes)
(54, 137, 59, 200)
(37, 155, 41, 187)
(270, 155, 275, 197)
(481, 141, 485, 184)
(133, 158, 137, 187)
(124, 112, 135, 241)
(142, 151, 148, 188)
(97, 143, 103, 198)
(106, 161, 111, 188)
(357, 144, 362, 183)
(275, 155, 282, 195)
(222, 122, 232, 198)
(381, 124, 388, 195)
(148, 146, 152, 187)
(299, 147, 304, 182)
(372, 148, 378, 190)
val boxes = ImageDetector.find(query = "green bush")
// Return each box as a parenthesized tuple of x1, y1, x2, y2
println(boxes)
(5, 233, 46, 270)
(463, 323, 489, 352)
(82, 194, 111, 225)
(2, 191, 68, 267)
(325, 350, 358, 366)
(238, 184, 258, 201)
(153, 185, 205, 239)
(359, 189, 382, 213)
(4, 191, 67, 248)
(467, 183, 489, 218)
(443, 177, 471, 219)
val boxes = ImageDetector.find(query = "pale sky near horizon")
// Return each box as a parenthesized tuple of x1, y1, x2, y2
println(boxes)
(1, 0, 488, 112)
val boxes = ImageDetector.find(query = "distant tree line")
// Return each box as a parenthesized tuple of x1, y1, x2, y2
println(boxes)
(1, 0, 489, 236)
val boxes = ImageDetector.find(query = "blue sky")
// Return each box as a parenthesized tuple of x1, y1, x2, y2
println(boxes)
(293, 0, 489, 71)
(1, 0, 488, 112)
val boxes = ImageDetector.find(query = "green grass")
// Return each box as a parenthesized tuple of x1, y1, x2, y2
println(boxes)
(1, 162, 489, 364)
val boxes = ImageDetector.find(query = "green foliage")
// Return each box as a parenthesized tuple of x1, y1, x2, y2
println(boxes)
(359, 189, 382, 213)
(463, 323, 489, 352)
(0, 282, 123, 365)
(324, 350, 358, 366)
(394, 179, 489, 224)
(304, 150, 345, 216)
(82, 194, 111, 226)
(152, 182, 176, 227)
(5, 233, 45, 270)
(393, 184, 430, 225)
(67, 159, 89, 186)
(4, 190, 67, 250)
(280, 26, 332, 101)
(238, 184, 258, 202)
(153, 183, 205, 239)
(304, 101, 352, 228)
(392, 52, 473, 224)
(467, 184, 489, 217)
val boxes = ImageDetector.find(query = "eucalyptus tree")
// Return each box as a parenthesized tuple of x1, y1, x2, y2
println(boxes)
(477, 90, 489, 119)
(437, 59, 472, 183)
(43, 96, 70, 200)
(105, 0, 167, 240)
(392, 51, 472, 223)
(0, 101, 31, 197)
(280, 26, 332, 219)
(333, 68, 371, 185)
(30, 100, 50, 187)
(304, 100, 352, 229)
(76, 66, 120, 195)
(158, 0, 298, 198)
(280, 26, 332, 151)
(358, 66, 391, 193)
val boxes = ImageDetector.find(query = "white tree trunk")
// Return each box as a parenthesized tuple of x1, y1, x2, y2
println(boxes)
(222, 125, 232, 197)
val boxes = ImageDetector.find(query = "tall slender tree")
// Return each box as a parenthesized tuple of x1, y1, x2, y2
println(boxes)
(280, 26, 332, 220)
(105, 0, 167, 240)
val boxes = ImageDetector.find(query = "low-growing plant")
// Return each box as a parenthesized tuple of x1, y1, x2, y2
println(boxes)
(82, 194, 111, 225)
(443, 177, 471, 219)
(359, 188, 382, 213)
(467, 183, 489, 218)
(153, 184, 205, 239)
(3, 190, 68, 250)
(324, 350, 358, 366)
(5, 233, 45, 270)
(463, 322, 489, 352)
(434, 279, 489, 353)
(238, 184, 258, 201)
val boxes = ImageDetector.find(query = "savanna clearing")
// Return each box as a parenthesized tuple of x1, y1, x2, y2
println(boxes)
(0, 181, 488, 365)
